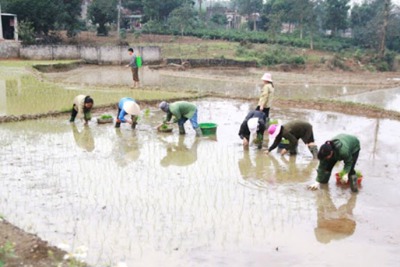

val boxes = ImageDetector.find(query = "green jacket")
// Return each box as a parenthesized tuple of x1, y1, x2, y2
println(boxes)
(316, 134, 360, 183)
(268, 120, 313, 153)
(258, 83, 274, 109)
(165, 101, 197, 122)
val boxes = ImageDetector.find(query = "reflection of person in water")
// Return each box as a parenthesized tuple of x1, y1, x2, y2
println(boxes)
(160, 136, 199, 167)
(238, 151, 317, 183)
(314, 190, 357, 244)
(238, 150, 268, 180)
(71, 124, 95, 152)
(114, 128, 141, 166)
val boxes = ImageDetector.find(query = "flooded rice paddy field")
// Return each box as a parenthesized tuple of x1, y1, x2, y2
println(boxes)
(1, 62, 400, 266)
(1, 99, 400, 266)
(42, 65, 400, 110)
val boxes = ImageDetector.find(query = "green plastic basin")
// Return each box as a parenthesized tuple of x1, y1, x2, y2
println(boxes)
(199, 122, 217, 136)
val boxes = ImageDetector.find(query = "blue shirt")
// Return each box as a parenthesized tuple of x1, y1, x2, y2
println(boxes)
(118, 97, 136, 122)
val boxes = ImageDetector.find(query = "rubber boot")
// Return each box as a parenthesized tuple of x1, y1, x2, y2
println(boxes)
(179, 125, 186, 135)
(195, 127, 202, 137)
(349, 174, 358, 193)
(308, 145, 319, 159)
(115, 119, 121, 128)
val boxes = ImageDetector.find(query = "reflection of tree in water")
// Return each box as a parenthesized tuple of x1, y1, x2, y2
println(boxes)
(314, 190, 357, 244)
(160, 136, 199, 167)
(113, 128, 140, 167)
(238, 151, 317, 184)
(71, 124, 95, 152)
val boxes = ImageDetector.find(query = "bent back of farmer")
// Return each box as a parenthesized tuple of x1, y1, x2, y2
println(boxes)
(70, 95, 94, 125)
(309, 133, 360, 192)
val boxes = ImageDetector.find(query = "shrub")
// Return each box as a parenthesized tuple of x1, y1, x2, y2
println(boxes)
(18, 20, 35, 45)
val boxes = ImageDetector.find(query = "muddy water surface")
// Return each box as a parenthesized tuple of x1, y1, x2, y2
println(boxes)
(1, 98, 399, 266)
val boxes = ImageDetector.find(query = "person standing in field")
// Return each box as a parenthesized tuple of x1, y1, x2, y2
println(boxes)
(256, 72, 275, 118)
(126, 48, 140, 88)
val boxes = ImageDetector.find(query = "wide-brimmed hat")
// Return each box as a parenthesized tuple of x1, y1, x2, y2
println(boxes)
(247, 118, 258, 134)
(123, 101, 140, 115)
(261, 72, 273, 82)
(268, 124, 282, 140)
(159, 101, 169, 112)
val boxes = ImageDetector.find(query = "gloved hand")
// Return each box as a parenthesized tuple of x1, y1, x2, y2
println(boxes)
(308, 181, 320, 190)
(341, 174, 349, 184)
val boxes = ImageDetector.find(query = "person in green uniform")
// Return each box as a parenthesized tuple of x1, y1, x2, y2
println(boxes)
(266, 120, 318, 158)
(308, 134, 361, 193)
(159, 101, 202, 136)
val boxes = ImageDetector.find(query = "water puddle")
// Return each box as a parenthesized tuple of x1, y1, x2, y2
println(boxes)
(1, 98, 399, 266)
(339, 87, 400, 112)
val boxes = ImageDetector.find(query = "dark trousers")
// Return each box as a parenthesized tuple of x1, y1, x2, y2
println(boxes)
(256, 106, 270, 119)
(115, 108, 122, 127)
(70, 105, 78, 122)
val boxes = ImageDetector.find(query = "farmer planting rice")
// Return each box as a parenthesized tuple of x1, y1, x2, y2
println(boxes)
(266, 120, 319, 158)
(238, 110, 267, 149)
(308, 134, 361, 193)
(69, 95, 94, 125)
(115, 97, 141, 129)
(159, 101, 202, 136)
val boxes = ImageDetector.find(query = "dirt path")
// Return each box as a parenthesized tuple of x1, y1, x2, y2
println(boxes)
(0, 219, 68, 267)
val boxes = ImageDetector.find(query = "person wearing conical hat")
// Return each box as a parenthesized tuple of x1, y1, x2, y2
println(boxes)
(256, 72, 275, 119)
(115, 97, 141, 129)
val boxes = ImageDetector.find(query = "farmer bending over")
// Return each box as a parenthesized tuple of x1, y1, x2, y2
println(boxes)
(308, 134, 361, 193)
(115, 97, 141, 129)
(238, 110, 267, 149)
(70, 95, 94, 125)
(159, 101, 202, 136)
(266, 120, 318, 158)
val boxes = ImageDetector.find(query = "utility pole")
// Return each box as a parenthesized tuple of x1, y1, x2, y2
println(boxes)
(117, 0, 121, 40)
(0, 4, 3, 40)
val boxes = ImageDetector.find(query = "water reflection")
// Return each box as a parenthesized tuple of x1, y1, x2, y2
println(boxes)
(159, 135, 199, 167)
(71, 124, 95, 152)
(113, 128, 141, 166)
(339, 87, 400, 112)
(314, 190, 357, 244)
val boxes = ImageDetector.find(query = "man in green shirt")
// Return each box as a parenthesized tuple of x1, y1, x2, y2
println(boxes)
(308, 134, 361, 193)
(159, 101, 202, 136)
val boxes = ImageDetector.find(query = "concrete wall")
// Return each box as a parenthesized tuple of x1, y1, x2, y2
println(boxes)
(2, 43, 161, 64)
(0, 42, 19, 58)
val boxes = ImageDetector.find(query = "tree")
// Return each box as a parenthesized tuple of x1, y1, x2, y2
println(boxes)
(350, 0, 395, 53)
(168, 2, 197, 35)
(88, 0, 118, 36)
(60, 0, 83, 37)
(231, 0, 263, 30)
(3, 0, 82, 37)
(287, 0, 314, 39)
(379, 0, 391, 57)
(323, 0, 350, 36)
(4, 0, 62, 35)
(142, 0, 192, 21)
